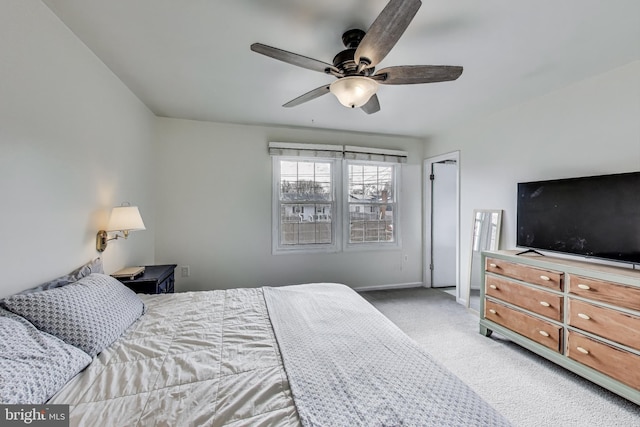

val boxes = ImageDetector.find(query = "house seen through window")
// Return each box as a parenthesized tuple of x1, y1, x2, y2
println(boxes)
(347, 163, 396, 244)
(270, 142, 404, 254)
(278, 159, 335, 247)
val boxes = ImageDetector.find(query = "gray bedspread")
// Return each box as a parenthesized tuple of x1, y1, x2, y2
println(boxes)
(264, 283, 511, 427)
(49, 288, 301, 426)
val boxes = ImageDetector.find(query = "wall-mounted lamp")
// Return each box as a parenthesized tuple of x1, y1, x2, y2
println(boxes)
(96, 203, 146, 252)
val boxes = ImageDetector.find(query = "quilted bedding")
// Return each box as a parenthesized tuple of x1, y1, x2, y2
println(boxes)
(49, 284, 510, 426)
(265, 284, 511, 427)
(49, 288, 300, 426)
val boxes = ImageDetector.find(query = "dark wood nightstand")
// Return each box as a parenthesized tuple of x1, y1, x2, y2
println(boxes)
(115, 264, 177, 294)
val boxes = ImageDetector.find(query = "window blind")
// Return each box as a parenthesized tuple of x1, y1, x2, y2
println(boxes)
(268, 142, 343, 159)
(343, 145, 408, 164)
(268, 142, 408, 163)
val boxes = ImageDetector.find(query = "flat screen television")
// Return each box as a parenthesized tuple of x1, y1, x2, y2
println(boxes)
(517, 171, 640, 264)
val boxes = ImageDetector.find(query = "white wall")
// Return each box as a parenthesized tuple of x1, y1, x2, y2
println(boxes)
(154, 118, 424, 291)
(3, 1, 636, 301)
(0, 0, 156, 297)
(425, 61, 640, 305)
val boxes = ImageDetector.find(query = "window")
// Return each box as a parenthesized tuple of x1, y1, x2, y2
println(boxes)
(273, 158, 338, 252)
(346, 162, 397, 245)
(270, 142, 405, 254)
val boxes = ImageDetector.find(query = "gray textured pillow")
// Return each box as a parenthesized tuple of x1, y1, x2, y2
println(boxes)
(67, 257, 104, 280)
(2, 274, 145, 357)
(16, 257, 104, 295)
(0, 308, 91, 404)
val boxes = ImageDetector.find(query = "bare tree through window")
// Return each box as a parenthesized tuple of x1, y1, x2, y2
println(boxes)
(348, 163, 396, 243)
(279, 160, 333, 246)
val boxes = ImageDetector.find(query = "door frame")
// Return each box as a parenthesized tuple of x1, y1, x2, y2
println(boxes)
(423, 151, 461, 302)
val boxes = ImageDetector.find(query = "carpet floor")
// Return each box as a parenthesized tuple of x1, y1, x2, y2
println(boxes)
(360, 287, 640, 427)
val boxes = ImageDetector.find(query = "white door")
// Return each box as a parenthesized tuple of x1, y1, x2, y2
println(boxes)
(423, 152, 459, 298)
(431, 160, 457, 287)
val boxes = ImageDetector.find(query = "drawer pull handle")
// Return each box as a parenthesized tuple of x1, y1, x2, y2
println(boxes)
(489, 263, 497, 268)
(577, 284, 591, 290)
(578, 313, 591, 320)
(576, 346, 589, 355)
(540, 275, 550, 281)
(539, 301, 550, 307)
(539, 330, 550, 337)
(489, 285, 497, 289)
(489, 309, 497, 314)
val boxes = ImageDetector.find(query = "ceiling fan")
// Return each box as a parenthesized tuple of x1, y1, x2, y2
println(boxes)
(250, 0, 463, 114)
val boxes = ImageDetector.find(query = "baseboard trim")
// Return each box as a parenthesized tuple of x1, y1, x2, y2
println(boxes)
(353, 282, 423, 292)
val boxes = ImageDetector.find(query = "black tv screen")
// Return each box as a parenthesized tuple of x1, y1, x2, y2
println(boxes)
(517, 172, 640, 264)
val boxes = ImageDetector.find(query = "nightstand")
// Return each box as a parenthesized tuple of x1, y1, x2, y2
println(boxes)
(115, 264, 177, 294)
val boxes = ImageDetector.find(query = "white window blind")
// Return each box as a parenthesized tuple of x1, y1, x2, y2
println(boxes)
(268, 142, 343, 159)
(343, 145, 408, 164)
(269, 142, 408, 163)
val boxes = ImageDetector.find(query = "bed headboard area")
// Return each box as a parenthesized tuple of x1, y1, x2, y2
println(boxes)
(0, 254, 107, 299)
(5, 258, 104, 298)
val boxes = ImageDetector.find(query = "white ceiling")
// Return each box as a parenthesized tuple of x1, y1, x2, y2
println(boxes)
(42, 0, 639, 138)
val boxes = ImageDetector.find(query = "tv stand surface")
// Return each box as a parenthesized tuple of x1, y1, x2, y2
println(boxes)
(480, 250, 640, 405)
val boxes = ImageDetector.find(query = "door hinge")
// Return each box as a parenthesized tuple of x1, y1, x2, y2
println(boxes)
(429, 174, 435, 181)
(429, 263, 434, 270)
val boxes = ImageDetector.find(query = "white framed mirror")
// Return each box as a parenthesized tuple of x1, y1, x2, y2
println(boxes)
(468, 209, 502, 312)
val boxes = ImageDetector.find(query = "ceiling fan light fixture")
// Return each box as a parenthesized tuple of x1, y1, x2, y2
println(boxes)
(329, 76, 379, 108)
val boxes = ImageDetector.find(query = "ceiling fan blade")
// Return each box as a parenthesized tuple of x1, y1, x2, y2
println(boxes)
(361, 94, 381, 114)
(283, 85, 331, 108)
(355, 0, 422, 69)
(251, 43, 338, 74)
(373, 65, 463, 85)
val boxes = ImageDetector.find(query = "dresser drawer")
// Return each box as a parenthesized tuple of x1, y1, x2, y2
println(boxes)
(485, 299, 562, 352)
(566, 331, 640, 391)
(486, 275, 563, 321)
(567, 299, 640, 351)
(486, 258, 564, 291)
(569, 274, 640, 312)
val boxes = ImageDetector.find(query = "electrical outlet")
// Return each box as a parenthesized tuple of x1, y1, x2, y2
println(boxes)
(181, 266, 190, 278)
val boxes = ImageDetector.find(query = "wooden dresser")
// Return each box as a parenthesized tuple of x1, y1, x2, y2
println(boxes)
(480, 250, 640, 405)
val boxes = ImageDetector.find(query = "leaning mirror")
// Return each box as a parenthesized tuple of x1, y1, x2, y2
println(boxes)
(468, 209, 502, 312)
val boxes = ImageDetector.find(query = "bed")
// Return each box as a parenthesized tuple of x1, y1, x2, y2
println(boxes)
(0, 259, 511, 426)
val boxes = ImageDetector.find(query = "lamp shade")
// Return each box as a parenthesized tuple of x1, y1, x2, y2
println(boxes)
(329, 76, 379, 108)
(106, 206, 146, 232)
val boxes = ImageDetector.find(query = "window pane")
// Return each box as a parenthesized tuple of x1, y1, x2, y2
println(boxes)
(347, 162, 396, 245)
(314, 222, 332, 243)
(375, 166, 393, 201)
(280, 203, 333, 245)
(348, 164, 363, 200)
(349, 182, 365, 200)
(349, 203, 394, 243)
(281, 222, 298, 245)
(280, 160, 332, 202)
(348, 164, 394, 202)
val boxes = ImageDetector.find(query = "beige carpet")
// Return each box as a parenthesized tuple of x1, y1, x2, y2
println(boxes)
(360, 287, 640, 427)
